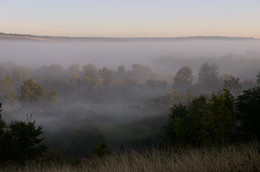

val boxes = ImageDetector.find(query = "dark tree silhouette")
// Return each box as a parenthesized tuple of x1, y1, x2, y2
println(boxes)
(257, 71, 260, 84)
(236, 86, 260, 141)
(0, 103, 47, 161)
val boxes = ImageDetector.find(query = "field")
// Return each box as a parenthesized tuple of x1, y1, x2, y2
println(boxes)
(1, 143, 259, 172)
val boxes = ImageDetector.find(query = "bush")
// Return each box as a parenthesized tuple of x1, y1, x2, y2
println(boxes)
(0, 103, 47, 161)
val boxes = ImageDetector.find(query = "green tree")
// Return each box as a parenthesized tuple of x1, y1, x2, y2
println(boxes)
(198, 63, 221, 91)
(165, 89, 237, 146)
(165, 96, 207, 146)
(21, 78, 46, 102)
(174, 66, 193, 88)
(0, 104, 46, 161)
(6, 120, 47, 160)
(0, 75, 17, 102)
(21, 78, 57, 103)
(205, 89, 237, 144)
(131, 64, 154, 82)
(236, 86, 260, 141)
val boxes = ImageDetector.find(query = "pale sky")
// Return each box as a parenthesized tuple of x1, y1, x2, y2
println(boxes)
(1, 0, 260, 38)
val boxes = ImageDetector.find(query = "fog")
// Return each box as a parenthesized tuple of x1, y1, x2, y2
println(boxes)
(1, 39, 260, 69)
(1, 38, 260, 155)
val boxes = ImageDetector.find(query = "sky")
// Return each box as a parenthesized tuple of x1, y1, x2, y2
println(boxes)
(1, 0, 260, 38)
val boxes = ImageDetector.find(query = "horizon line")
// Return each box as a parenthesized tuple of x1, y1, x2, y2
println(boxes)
(0, 32, 257, 40)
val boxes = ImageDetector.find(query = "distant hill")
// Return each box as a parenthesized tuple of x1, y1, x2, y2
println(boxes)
(0, 32, 257, 42)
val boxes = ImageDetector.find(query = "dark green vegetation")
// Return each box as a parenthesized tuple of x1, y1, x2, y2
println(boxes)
(0, 61, 260, 170)
(165, 87, 260, 146)
(0, 103, 46, 161)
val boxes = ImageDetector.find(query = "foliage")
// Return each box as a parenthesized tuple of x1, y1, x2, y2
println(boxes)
(165, 89, 237, 146)
(130, 64, 154, 82)
(223, 75, 242, 96)
(204, 89, 237, 144)
(236, 86, 260, 141)
(21, 78, 57, 103)
(173, 66, 193, 88)
(165, 96, 207, 145)
(198, 63, 221, 91)
(0, 103, 47, 161)
(0, 75, 17, 102)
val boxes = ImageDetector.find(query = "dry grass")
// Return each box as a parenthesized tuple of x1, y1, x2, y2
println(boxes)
(1, 143, 260, 172)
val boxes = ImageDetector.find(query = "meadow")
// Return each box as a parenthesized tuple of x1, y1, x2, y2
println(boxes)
(1, 143, 260, 172)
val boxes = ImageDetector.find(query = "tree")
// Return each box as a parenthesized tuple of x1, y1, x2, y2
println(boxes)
(257, 71, 260, 84)
(165, 96, 207, 146)
(236, 86, 260, 141)
(48, 64, 66, 80)
(173, 66, 193, 89)
(198, 63, 220, 90)
(0, 65, 5, 78)
(68, 63, 81, 75)
(205, 89, 237, 144)
(99, 67, 114, 86)
(165, 89, 237, 146)
(21, 78, 46, 102)
(117, 65, 126, 79)
(82, 64, 98, 86)
(0, 104, 46, 161)
(0, 75, 17, 102)
(130, 64, 154, 82)
(21, 78, 57, 103)
(69, 74, 81, 89)
(223, 75, 242, 96)
(11, 66, 30, 87)
(6, 120, 47, 160)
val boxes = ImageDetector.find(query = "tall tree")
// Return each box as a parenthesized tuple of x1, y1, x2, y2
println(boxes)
(223, 75, 242, 96)
(236, 86, 260, 141)
(198, 63, 221, 91)
(0, 75, 17, 102)
(21, 78, 46, 102)
(257, 71, 260, 84)
(173, 66, 193, 89)
(198, 63, 219, 84)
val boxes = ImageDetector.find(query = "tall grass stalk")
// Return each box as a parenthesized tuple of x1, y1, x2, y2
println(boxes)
(1, 143, 260, 172)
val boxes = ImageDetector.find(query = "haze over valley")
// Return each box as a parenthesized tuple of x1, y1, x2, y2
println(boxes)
(1, 1, 260, 171)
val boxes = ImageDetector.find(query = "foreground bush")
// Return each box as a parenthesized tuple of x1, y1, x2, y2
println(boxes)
(1, 143, 259, 172)
(0, 103, 47, 162)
